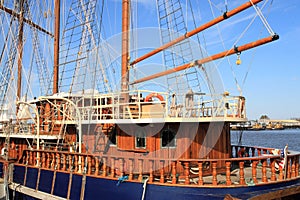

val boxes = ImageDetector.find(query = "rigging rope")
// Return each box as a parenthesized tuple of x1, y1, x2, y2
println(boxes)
(224, 0, 228, 12)
(187, 0, 205, 95)
(130, 0, 138, 90)
(191, 0, 217, 95)
(208, 0, 242, 94)
(241, 0, 274, 89)
(250, 0, 275, 35)
(207, 0, 273, 95)
(0, 9, 19, 110)
(96, 0, 112, 93)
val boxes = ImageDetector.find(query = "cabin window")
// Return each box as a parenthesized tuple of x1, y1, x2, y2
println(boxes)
(135, 129, 146, 148)
(161, 129, 176, 148)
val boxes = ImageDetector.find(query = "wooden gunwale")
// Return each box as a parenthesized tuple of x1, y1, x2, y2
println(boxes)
(14, 145, 300, 188)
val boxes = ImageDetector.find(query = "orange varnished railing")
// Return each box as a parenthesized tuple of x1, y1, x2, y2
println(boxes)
(17, 146, 300, 187)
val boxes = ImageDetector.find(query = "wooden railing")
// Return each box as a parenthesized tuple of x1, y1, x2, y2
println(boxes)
(37, 90, 246, 122)
(18, 146, 300, 187)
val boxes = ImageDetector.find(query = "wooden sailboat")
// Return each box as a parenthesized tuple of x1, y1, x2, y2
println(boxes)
(0, 0, 299, 199)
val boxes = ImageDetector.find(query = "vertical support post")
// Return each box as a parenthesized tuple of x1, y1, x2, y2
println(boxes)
(51, 152, 55, 170)
(287, 158, 291, 179)
(17, 0, 24, 109)
(138, 159, 143, 182)
(225, 161, 231, 185)
(102, 157, 107, 177)
(128, 159, 133, 180)
(295, 156, 299, 177)
(53, 0, 60, 94)
(46, 152, 50, 168)
(95, 157, 99, 176)
(184, 162, 190, 185)
(42, 152, 46, 168)
(171, 161, 177, 184)
(29, 151, 33, 165)
(111, 157, 115, 178)
(62, 154, 67, 171)
(270, 158, 277, 181)
(252, 160, 258, 183)
(239, 161, 245, 185)
(279, 165, 283, 180)
(121, 0, 130, 93)
(149, 160, 153, 183)
(119, 158, 124, 177)
(160, 160, 164, 183)
(57, 153, 61, 170)
(212, 161, 217, 185)
(198, 161, 203, 185)
(74, 155, 78, 172)
(69, 154, 73, 172)
(262, 159, 268, 183)
(87, 156, 92, 175)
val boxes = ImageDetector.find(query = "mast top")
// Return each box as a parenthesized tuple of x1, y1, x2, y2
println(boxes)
(53, 0, 60, 94)
(121, 0, 130, 93)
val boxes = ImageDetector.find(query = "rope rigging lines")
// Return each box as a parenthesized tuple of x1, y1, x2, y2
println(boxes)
(205, 0, 276, 95)
(0, 0, 54, 114)
(157, 0, 202, 99)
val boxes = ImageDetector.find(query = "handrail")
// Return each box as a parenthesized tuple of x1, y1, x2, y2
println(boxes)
(55, 90, 246, 121)
(18, 146, 300, 187)
(19, 147, 299, 162)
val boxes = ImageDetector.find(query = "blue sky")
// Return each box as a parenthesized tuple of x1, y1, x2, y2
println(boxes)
(241, 0, 300, 120)
(114, 0, 300, 120)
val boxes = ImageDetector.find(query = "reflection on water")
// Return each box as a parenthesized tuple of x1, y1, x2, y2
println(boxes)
(231, 129, 300, 152)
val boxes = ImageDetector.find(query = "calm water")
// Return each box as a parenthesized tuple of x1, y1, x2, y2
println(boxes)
(231, 129, 300, 152)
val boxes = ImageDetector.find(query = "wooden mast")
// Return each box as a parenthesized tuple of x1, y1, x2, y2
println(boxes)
(121, 0, 130, 93)
(17, 0, 25, 108)
(53, 0, 60, 94)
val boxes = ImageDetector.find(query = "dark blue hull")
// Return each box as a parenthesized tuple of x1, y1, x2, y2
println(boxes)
(7, 164, 300, 200)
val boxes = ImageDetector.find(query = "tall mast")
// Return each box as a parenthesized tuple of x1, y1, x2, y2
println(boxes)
(121, 0, 130, 93)
(17, 0, 24, 106)
(53, 0, 60, 94)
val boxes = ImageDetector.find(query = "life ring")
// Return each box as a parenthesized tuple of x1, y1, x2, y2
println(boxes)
(145, 93, 164, 102)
